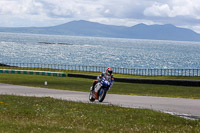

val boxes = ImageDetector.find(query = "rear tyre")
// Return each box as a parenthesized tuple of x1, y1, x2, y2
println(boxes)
(89, 90, 95, 102)
(98, 88, 107, 102)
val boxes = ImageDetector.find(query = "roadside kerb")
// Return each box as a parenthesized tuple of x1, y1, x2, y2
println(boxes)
(0, 69, 66, 77)
(68, 73, 200, 87)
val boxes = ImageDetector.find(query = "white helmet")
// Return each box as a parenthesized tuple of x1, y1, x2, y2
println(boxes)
(106, 67, 113, 75)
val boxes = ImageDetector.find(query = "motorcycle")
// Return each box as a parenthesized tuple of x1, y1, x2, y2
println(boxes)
(89, 77, 111, 102)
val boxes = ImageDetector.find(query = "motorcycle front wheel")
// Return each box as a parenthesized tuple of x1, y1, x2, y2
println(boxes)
(89, 90, 95, 102)
(98, 88, 107, 102)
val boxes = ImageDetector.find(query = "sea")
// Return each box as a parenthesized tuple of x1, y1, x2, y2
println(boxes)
(1, 32, 200, 69)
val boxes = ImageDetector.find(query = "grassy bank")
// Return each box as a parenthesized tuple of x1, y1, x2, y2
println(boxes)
(1, 73, 200, 99)
(1, 66, 200, 80)
(0, 95, 200, 132)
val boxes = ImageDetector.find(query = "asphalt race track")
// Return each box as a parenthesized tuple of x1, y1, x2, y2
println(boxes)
(1, 83, 200, 120)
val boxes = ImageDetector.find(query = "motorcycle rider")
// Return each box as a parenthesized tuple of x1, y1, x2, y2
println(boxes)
(91, 67, 114, 91)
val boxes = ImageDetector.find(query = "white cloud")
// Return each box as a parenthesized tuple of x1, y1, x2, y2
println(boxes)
(144, 2, 171, 17)
(0, 0, 200, 33)
(39, 0, 106, 18)
(144, 0, 200, 18)
(170, 0, 200, 19)
(192, 25, 200, 33)
(0, 0, 43, 15)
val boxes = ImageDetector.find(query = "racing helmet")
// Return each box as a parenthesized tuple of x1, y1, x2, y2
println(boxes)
(106, 67, 113, 75)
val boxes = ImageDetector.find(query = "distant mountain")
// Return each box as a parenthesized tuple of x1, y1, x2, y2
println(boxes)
(0, 20, 200, 42)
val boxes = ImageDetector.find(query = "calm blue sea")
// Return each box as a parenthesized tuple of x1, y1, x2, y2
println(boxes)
(0, 32, 200, 69)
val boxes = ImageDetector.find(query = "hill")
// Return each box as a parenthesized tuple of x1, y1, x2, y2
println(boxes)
(0, 20, 200, 41)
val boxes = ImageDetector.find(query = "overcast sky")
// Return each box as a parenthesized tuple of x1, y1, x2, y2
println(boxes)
(1, 0, 200, 33)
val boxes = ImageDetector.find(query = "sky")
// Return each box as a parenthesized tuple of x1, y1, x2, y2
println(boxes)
(0, 0, 200, 33)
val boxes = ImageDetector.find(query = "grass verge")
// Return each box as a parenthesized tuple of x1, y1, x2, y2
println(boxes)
(1, 73, 200, 99)
(1, 66, 200, 80)
(0, 95, 200, 132)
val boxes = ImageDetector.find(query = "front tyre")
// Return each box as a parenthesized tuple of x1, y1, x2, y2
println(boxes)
(98, 88, 107, 102)
(89, 90, 95, 102)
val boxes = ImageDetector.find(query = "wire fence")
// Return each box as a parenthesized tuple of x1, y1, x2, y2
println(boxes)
(1, 62, 200, 77)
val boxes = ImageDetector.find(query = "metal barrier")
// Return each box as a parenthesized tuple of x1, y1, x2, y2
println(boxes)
(1, 62, 200, 76)
(0, 69, 66, 77)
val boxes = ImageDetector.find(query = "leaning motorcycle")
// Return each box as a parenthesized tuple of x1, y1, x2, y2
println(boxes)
(89, 77, 111, 102)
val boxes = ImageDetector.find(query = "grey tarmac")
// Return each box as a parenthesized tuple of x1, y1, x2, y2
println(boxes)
(0, 83, 200, 119)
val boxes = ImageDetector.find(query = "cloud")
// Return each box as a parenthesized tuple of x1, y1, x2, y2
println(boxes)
(142, 0, 200, 33)
(144, 0, 200, 18)
(0, 0, 200, 33)
(144, 3, 171, 17)
(0, 0, 43, 15)
(0, 0, 59, 27)
(38, 0, 106, 19)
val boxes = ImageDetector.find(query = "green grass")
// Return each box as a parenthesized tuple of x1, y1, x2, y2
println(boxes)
(1, 73, 200, 99)
(1, 66, 200, 80)
(0, 95, 200, 132)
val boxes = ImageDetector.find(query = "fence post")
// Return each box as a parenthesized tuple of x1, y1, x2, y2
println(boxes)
(160, 69, 162, 76)
(189, 69, 190, 76)
(193, 69, 194, 76)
